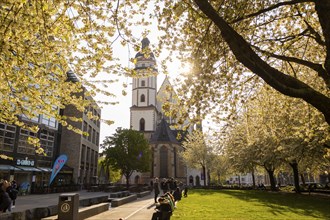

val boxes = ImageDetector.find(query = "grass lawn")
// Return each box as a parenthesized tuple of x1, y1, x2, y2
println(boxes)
(172, 189, 330, 219)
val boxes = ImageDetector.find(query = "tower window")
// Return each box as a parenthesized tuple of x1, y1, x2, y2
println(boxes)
(141, 80, 145, 87)
(140, 118, 145, 131)
(140, 94, 145, 102)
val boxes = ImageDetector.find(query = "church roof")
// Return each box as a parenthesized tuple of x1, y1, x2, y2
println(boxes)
(157, 75, 171, 95)
(134, 37, 155, 59)
(150, 118, 179, 144)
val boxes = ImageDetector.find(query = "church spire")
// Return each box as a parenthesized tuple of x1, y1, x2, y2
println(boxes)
(141, 38, 150, 49)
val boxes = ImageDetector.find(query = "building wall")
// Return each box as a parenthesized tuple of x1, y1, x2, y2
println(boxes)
(132, 76, 157, 107)
(60, 94, 101, 185)
(151, 143, 186, 182)
(130, 108, 157, 131)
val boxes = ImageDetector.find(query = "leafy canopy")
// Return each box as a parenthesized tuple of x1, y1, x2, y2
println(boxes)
(148, 0, 330, 126)
(102, 128, 151, 185)
(0, 0, 152, 132)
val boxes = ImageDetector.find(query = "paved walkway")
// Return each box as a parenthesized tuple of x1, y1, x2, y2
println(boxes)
(9, 190, 156, 220)
(86, 194, 156, 220)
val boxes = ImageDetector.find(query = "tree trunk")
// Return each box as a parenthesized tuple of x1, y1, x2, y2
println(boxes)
(202, 165, 207, 187)
(265, 168, 277, 191)
(124, 173, 130, 189)
(106, 165, 110, 184)
(251, 169, 256, 189)
(289, 162, 301, 193)
(315, 0, 330, 82)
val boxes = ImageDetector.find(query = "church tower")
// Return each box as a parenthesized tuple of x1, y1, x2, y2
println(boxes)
(130, 38, 159, 133)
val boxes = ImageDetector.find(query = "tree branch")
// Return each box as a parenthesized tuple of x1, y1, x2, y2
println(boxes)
(230, 0, 315, 24)
(253, 45, 330, 86)
(314, 0, 330, 75)
(193, 0, 330, 124)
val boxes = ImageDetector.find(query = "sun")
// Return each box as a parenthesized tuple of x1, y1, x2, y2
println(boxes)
(178, 62, 192, 74)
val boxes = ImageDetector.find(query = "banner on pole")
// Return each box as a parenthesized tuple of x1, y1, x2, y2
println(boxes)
(49, 154, 68, 185)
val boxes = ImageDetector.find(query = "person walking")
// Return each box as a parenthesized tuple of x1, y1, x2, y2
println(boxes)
(183, 185, 188, 197)
(153, 177, 160, 203)
(7, 180, 18, 209)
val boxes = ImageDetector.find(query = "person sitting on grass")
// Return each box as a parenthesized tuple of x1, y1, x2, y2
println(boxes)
(164, 192, 175, 211)
(151, 197, 172, 220)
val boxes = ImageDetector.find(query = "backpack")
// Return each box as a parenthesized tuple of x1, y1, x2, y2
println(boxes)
(8, 188, 18, 200)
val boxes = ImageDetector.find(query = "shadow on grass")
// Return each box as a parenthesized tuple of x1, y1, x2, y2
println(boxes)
(193, 189, 330, 219)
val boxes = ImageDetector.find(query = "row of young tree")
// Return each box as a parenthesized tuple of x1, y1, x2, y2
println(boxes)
(223, 84, 329, 192)
(181, 84, 329, 193)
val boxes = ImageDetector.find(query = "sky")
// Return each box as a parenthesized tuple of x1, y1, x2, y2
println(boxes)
(96, 30, 185, 146)
(91, 2, 196, 146)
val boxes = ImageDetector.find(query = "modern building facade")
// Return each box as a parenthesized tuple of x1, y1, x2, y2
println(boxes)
(59, 91, 101, 185)
(0, 72, 101, 193)
(0, 115, 59, 193)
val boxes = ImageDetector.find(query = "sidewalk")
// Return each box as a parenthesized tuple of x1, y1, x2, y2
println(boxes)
(11, 190, 110, 213)
(86, 194, 156, 220)
(9, 190, 156, 220)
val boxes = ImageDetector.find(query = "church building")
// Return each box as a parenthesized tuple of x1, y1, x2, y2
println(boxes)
(129, 38, 188, 185)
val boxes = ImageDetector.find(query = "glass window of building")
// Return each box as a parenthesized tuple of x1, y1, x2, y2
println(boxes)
(41, 106, 58, 128)
(21, 113, 39, 123)
(91, 150, 94, 166)
(97, 114, 100, 128)
(140, 94, 145, 103)
(0, 123, 16, 152)
(96, 132, 99, 146)
(88, 125, 92, 141)
(92, 129, 96, 144)
(41, 115, 57, 128)
(18, 129, 37, 155)
(40, 129, 55, 157)
(93, 109, 97, 124)
(81, 144, 86, 163)
(139, 118, 145, 131)
(83, 121, 88, 139)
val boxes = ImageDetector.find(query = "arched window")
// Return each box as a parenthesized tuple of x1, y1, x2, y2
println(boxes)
(134, 175, 140, 184)
(140, 118, 145, 131)
(140, 94, 145, 102)
(195, 176, 200, 186)
(189, 176, 194, 185)
(141, 80, 145, 86)
(160, 146, 168, 178)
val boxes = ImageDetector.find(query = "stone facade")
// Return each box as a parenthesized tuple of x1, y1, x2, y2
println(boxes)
(128, 38, 187, 185)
